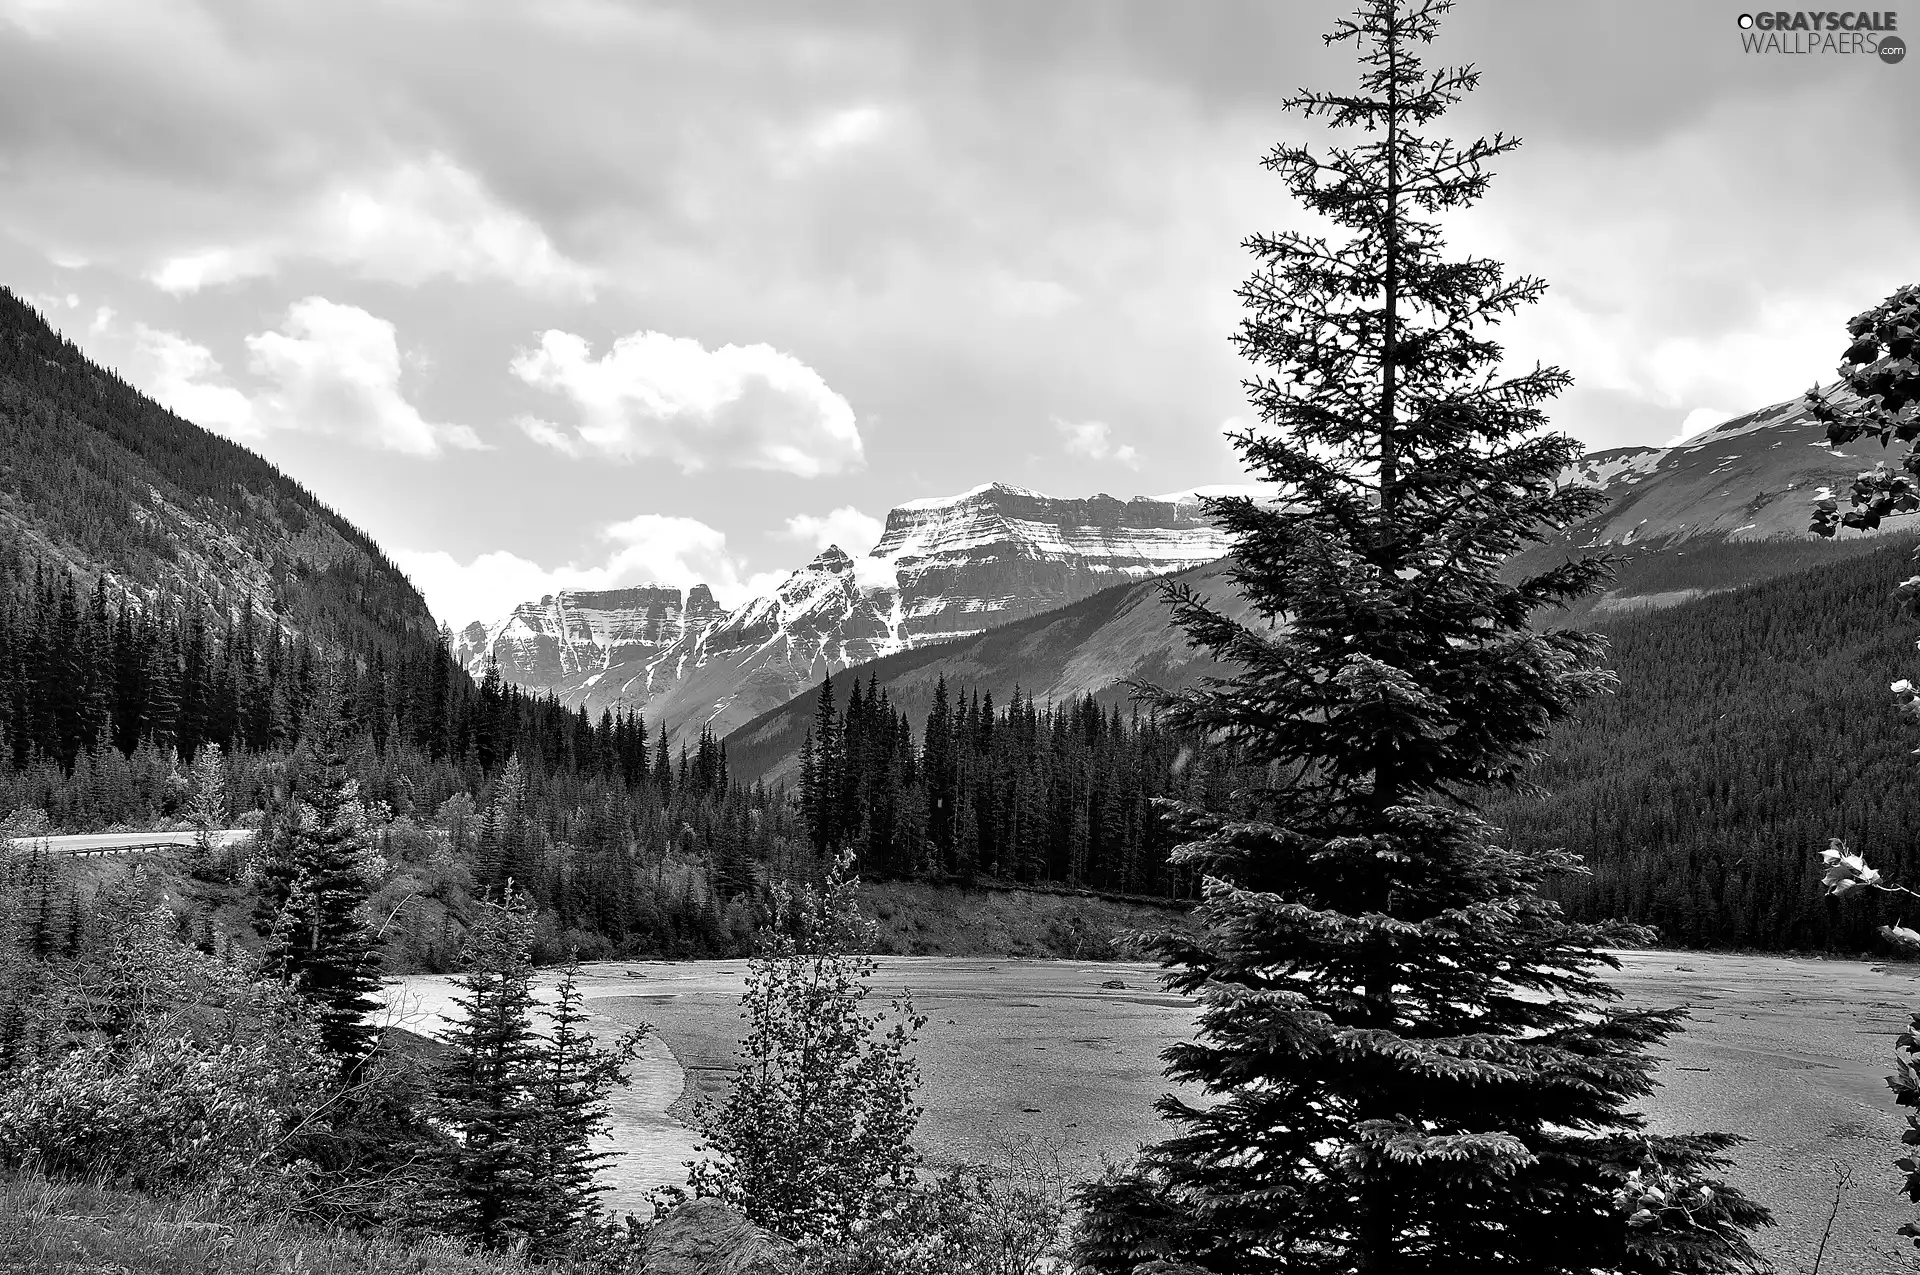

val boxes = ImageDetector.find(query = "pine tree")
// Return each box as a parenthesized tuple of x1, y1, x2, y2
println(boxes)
(1074, 4, 1768, 1272)
(477, 755, 530, 895)
(802, 674, 839, 855)
(261, 666, 383, 1070)
(184, 741, 228, 878)
(523, 956, 646, 1253)
(653, 719, 674, 797)
(433, 891, 544, 1249)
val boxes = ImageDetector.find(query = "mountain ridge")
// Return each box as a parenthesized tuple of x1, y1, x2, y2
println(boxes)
(0, 287, 440, 656)
(457, 481, 1250, 738)
(723, 385, 1916, 784)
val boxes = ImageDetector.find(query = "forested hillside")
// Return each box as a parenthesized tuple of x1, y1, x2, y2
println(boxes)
(791, 672, 1247, 898)
(0, 287, 436, 656)
(1494, 531, 1920, 951)
(724, 558, 1247, 785)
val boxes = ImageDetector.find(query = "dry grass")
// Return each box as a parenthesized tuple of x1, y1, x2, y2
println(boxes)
(0, 1175, 580, 1275)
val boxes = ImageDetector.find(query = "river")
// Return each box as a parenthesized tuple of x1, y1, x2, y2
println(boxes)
(384, 949, 1920, 1271)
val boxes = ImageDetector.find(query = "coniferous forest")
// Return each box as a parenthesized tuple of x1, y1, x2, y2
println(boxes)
(0, 511, 1224, 967)
(1492, 533, 1920, 953)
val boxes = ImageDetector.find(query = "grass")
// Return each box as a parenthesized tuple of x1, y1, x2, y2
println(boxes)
(0, 1175, 605, 1275)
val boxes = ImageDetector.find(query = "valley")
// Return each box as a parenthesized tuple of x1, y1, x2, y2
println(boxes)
(3, 2, 1913, 1269)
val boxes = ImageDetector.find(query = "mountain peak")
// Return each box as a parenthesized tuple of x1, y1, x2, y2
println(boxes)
(894, 481, 1046, 511)
(460, 479, 1233, 736)
(808, 544, 855, 570)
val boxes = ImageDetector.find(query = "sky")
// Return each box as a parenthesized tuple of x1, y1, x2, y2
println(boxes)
(2, 0, 1916, 629)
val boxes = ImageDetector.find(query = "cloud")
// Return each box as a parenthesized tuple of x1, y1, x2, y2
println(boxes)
(1053, 416, 1140, 467)
(149, 155, 599, 296)
(245, 299, 485, 455)
(780, 505, 884, 556)
(135, 325, 259, 438)
(598, 513, 751, 596)
(511, 328, 865, 476)
(395, 512, 787, 627)
(1664, 406, 1733, 447)
(393, 547, 591, 632)
(807, 105, 887, 154)
(129, 298, 483, 455)
(514, 415, 582, 456)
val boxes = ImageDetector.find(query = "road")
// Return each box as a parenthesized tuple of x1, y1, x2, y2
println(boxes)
(17, 829, 254, 856)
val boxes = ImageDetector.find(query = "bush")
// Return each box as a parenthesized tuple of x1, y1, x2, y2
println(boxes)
(685, 850, 925, 1246)
(0, 1034, 321, 1194)
(797, 1142, 1072, 1275)
(0, 867, 331, 1199)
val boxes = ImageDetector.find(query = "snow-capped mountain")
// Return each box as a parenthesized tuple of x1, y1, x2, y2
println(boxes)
(457, 482, 1244, 738)
(461, 386, 1909, 741)
(452, 584, 721, 690)
(1520, 383, 1909, 621)
(1554, 385, 1883, 547)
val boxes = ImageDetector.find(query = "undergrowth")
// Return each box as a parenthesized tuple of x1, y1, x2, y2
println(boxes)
(0, 1174, 628, 1275)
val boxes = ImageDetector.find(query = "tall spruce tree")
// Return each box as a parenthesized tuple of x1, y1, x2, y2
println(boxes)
(433, 892, 544, 1249)
(1073, 4, 1768, 1272)
(261, 666, 383, 1069)
(524, 955, 646, 1253)
(434, 897, 644, 1255)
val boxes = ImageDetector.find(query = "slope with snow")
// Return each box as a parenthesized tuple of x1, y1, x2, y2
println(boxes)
(1555, 386, 1884, 548)
(459, 483, 1240, 738)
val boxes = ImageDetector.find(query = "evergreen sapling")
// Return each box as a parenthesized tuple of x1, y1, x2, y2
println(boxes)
(257, 668, 383, 1071)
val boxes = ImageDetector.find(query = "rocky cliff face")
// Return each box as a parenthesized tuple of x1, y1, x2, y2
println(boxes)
(453, 584, 720, 686)
(458, 482, 1239, 738)
(868, 484, 1235, 638)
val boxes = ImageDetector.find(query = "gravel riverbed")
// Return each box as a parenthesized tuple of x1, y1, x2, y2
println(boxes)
(386, 949, 1920, 1270)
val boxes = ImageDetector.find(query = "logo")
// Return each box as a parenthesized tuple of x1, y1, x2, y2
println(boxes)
(1736, 11, 1904, 59)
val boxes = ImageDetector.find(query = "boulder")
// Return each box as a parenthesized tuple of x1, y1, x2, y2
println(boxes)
(642, 1198, 798, 1275)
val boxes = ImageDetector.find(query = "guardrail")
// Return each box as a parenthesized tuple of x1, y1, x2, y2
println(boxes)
(9, 831, 256, 860)
(61, 842, 189, 859)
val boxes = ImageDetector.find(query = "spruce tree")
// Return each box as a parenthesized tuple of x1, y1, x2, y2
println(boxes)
(1073, 4, 1768, 1272)
(802, 673, 839, 855)
(261, 666, 384, 1069)
(524, 955, 646, 1253)
(435, 899, 643, 1255)
(434, 892, 544, 1249)
(184, 740, 229, 879)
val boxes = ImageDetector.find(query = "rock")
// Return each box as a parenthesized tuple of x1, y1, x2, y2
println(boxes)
(460, 482, 1233, 735)
(642, 1199, 798, 1275)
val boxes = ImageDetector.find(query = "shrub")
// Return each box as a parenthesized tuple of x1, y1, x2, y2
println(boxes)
(797, 1141, 1072, 1275)
(0, 1034, 320, 1193)
(685, 849, 925, 1246)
